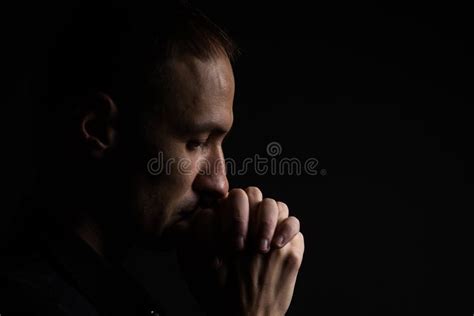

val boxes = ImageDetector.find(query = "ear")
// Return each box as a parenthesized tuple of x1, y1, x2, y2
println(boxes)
(80, 92, 118, 159)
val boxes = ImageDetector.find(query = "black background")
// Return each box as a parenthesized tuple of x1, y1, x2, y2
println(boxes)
(2, 2, 472, 315)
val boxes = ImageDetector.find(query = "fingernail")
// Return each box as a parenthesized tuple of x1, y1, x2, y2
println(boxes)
(236, 235, 245, 250)
(275, 235, 285, 247)
(260, 239, 269, 252)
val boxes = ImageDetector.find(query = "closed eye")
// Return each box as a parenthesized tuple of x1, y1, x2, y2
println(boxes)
(186, 139, 208, 150)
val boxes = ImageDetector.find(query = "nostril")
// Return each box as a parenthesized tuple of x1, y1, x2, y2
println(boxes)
(192, 168, 229, 204)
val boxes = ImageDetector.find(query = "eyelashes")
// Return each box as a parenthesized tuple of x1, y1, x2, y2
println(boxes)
(186, 133, 227, 152)
(186, 139, 208, 150)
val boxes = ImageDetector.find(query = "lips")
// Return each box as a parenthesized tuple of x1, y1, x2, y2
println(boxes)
(178, 207, 199, 220)
(177, 200, 217, 223)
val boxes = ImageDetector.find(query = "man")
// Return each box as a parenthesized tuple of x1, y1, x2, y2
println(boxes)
(1, 2, 304, 315)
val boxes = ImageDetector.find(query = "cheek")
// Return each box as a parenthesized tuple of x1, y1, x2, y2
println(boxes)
(131, 177, 178, 235)
(138, 141, 203, 203)
(159, 146, 205, 190)
(134, 159, 200, 229)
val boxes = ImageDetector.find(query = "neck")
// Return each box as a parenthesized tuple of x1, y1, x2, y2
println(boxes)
(74, 214, 134, 262)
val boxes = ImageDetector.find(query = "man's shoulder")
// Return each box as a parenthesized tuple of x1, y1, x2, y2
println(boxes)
(0, 273, 66, 316)
(0, 239, 99, 316)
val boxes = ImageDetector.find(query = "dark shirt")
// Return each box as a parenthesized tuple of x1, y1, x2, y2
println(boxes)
(0, 217, 165, 316)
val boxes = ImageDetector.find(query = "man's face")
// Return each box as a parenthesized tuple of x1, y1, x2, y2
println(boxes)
(129, 54, 234, 242)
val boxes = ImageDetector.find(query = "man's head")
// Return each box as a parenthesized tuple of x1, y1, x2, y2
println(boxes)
(130, 54, 234, 242)
(35, 2, 237, 249)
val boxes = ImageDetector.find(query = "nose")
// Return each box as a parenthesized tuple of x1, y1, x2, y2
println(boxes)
(192, 147, 229, 203)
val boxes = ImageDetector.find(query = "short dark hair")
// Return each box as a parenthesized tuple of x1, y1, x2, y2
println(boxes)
(42, 1, 237, 113)
(35, 0, 238, 164)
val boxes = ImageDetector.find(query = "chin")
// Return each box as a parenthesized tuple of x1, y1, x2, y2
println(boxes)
(134, 217, 187, 252)
(134, 228, 176, 253)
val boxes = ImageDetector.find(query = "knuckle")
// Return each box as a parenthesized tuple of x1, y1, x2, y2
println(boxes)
(229, 188, 246, 200)
(261, 203, 279, 220)
(284, 249, 303, 270)
(296, 232, 305, 252)
(277, 201, 288, 210)
(260, 218, 275, 229)
(261, 198, 277, 209)
(245, 186, 263, 201)
(228, 189, 249, 210)
(279, 223, 295, 237)
(277, 201, 289, 218)
(231, 214, 246, 225)
(287, 232, 305, 251)
(295, 231, 304, 242)
(288, 216, 300, 231)
(231, 212, 247, 228)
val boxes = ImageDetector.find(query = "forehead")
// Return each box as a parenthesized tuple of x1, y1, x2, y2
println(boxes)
(158, 54, 235, 133)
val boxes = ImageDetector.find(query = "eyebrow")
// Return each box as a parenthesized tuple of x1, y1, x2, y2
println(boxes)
(182, 120, 231, 135)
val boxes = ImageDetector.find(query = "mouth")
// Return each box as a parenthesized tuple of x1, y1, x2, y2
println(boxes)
(176, 199, 217, 224)
(178, 206, 200, 221)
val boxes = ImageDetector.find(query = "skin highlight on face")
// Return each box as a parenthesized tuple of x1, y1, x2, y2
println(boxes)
(131, 53, 234, 242)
